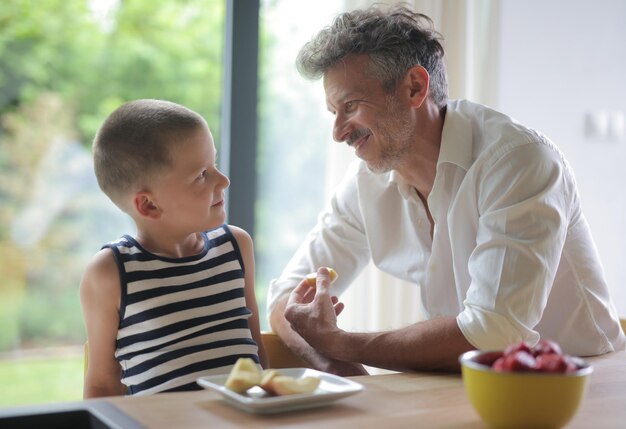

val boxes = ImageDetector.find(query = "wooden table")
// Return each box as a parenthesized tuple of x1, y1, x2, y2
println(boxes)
(104, 351, 626, 428)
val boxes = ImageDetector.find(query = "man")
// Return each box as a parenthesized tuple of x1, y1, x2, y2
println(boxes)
(267, 5, 625, 375)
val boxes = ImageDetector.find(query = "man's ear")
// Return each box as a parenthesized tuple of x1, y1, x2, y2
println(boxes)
(405, 65, 430, 108)
(134, 192, 161, 219)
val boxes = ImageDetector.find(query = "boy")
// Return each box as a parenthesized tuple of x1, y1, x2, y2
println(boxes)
(80, 99, 267, 397)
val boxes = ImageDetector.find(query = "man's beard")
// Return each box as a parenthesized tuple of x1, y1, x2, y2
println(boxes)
(365, 96, 414, 174)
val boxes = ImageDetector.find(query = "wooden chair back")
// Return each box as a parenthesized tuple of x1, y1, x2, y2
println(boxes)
(261, 331, 309, 369)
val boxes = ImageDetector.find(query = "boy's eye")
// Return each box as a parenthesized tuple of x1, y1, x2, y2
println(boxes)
(199, 170, 207, 179)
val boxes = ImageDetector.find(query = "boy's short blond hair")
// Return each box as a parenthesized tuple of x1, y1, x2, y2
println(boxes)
(93, 99, 206, 209)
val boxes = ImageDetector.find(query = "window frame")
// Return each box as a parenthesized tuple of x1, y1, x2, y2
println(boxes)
(221, 0, 260, 237)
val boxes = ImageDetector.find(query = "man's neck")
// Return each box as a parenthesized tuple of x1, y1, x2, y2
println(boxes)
(396, 103, 446, 199)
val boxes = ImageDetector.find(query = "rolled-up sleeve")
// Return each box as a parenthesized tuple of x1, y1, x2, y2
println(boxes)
(457, 135, 574, 350)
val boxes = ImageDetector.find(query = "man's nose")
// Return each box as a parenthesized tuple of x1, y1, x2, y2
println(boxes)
(332, 115, 352, 143)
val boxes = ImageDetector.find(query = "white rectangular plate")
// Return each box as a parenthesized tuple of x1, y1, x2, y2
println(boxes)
(197, 368, 364, 414)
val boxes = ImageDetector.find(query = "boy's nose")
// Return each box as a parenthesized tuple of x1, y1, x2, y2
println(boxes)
(220, 171, 230, 189)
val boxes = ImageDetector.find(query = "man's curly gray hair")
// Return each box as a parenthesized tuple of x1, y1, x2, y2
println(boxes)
(296, 5, 448, 108)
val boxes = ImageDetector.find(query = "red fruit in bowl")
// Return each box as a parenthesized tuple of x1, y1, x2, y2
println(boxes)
(535, 353, 577, 373)
(492, 357, 506, 371)
(503, 341, 533, 357)
(493, 350, 537, 372)
(532, 339, 562, 357)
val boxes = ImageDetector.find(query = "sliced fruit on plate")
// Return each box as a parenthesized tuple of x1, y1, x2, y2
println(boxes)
(224, 357, 262, 393)
(259, 369, 280, 395)
(266, 375, 321, 396)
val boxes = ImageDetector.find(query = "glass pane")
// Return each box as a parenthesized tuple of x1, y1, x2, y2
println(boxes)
(255, 0, 345, 328)
(0, 0, 224, 405)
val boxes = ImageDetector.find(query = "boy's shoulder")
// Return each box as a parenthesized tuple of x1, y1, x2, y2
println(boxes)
(210, 224, 253, 254)
(225, 224, 250, 240)
(207, 224, 251, 242)
(101, 234, 135, 250)
(81, 247, 120, 293)
(87, 247, 117, 275)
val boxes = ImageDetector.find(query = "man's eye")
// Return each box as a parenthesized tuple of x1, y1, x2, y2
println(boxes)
(345, 101, 356, 112)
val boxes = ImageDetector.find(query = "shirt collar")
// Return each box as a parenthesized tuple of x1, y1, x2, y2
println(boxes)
(391, 101, 474, 199)
(390, 170, 412, 199)
(438, 101, 473, 171)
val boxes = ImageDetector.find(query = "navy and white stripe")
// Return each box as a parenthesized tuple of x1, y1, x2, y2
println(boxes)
(105, 224, 259, 395)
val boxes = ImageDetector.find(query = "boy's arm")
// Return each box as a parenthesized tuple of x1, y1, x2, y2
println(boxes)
(79, 248, 127, 398)
(230, 226, 269, 369)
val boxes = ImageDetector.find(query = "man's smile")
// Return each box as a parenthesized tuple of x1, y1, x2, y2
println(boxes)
(347, 129, 371, 154)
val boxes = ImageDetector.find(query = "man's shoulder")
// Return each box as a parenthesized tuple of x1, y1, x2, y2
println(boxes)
(448, 99, 554, 160)
(448, 99, 519, 131)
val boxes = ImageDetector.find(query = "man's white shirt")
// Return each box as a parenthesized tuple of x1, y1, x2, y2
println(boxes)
(268, 100, 625, 356)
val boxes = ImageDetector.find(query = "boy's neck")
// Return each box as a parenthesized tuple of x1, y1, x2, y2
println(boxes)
(134, 230, 205, 259)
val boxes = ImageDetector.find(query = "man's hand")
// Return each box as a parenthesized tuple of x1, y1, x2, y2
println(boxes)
(277, 267, 475, 373)
(318, 359, 369, 376)
(284, 267, 344, 354)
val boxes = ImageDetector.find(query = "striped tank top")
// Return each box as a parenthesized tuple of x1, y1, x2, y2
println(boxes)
(105, 224, 260, 395)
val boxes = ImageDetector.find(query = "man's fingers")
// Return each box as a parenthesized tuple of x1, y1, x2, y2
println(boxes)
(334, 301, 345, 316)
(302, 285, 316, 303)
(331, 295, 344, 316)
(315, 267, 331, 296)
(287, 278, 314, 306)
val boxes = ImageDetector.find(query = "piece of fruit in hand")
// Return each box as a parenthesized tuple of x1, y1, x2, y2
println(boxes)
(224, 358, 262, 393)
(305, 268, 338, 286)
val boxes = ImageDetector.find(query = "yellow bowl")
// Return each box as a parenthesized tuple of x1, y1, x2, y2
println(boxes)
(459, 350, 592, 429)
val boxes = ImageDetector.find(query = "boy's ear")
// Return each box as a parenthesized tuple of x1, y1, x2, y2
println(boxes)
(134, 192, 161, 219)
(405, 65, 430, 108)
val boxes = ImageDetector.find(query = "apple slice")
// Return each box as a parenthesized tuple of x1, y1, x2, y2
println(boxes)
(305, 268, 338, 286)
(259, 369, 279, 395)
(224, 358, 262, 393)
(268, 375, 321, 396)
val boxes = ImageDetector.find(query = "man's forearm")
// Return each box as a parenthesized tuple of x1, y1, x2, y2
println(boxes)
(321, 316, 475, 372)
(274, 284, 473, 372)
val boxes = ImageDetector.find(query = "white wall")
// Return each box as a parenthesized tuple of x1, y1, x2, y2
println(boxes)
(495, 0, 626, 316)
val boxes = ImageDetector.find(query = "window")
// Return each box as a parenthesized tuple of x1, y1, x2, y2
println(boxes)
(254, 0, 344, 328)
(0, 0, 225, 405)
